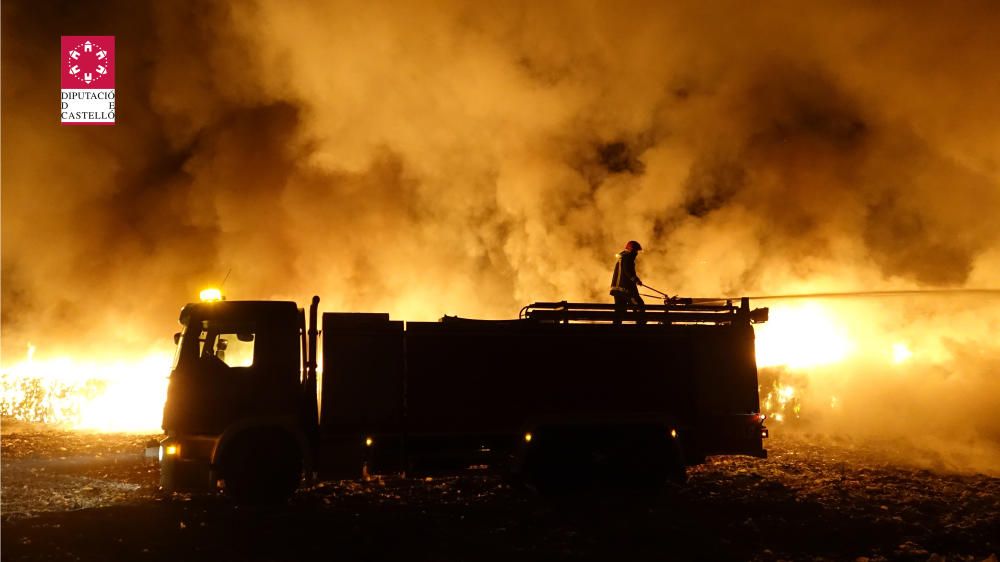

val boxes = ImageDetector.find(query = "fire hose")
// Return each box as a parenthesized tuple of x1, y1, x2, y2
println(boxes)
(696, 288, 1000, 304)
(639, 283, 679, 303)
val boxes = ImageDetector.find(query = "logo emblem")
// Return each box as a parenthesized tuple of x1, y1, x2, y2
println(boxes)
(61, 36, 116, 125)
(66, 40, 112, 85)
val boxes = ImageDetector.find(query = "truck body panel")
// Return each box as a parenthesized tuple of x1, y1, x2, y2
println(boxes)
(316, 312, 765, 478)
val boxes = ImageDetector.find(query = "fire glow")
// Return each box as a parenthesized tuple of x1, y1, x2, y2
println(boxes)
(754, 303, 855, 369)
(0, 300, 909, 432)
(0, 345, 171, 432)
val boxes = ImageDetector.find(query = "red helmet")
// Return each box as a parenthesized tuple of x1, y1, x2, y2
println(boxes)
(625, 240, 642, 252)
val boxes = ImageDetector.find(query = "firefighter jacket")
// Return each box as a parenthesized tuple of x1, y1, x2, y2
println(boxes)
(610, 249, 641, 296)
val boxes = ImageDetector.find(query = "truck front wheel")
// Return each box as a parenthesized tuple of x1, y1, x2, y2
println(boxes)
(219, 428, 302, 504)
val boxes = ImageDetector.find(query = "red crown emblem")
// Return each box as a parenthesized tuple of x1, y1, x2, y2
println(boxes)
(62, 36, 115, 89)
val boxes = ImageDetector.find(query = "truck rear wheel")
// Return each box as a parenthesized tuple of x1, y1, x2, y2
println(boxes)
(220, 428, 302, 504)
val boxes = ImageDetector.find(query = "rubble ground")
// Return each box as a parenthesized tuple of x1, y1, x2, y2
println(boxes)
(2, 423, 998, 561)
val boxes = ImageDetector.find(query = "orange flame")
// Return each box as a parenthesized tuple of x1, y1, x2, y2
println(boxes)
(0, 301, 930, 431)
(1, 345, 170, 432)
(754, 303, 855, 369)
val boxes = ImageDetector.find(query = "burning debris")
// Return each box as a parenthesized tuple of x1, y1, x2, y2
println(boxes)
(2, 429, 997, 561)
(1, 424, 160, 518)
(1, 347, 169, 432)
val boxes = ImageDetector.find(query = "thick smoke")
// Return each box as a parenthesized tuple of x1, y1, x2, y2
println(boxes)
(3, 1, 999, 470)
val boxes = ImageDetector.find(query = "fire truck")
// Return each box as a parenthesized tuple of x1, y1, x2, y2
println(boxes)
(159, 296, 769, 501)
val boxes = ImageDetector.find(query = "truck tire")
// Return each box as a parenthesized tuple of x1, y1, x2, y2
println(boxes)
(220, 428, 302, 504)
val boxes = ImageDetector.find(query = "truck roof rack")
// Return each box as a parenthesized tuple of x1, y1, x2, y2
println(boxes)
(520, 297, 768, 326)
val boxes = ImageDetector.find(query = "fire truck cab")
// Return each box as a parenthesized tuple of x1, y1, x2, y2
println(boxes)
(160, 297, 769, 501)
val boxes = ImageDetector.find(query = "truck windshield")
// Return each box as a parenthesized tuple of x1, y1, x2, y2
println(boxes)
(172, 330, 185, 370)
(176, 320, 256, 369)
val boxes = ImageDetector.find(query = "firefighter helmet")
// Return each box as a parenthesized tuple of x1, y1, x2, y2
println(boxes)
(625, 240, 642, 252)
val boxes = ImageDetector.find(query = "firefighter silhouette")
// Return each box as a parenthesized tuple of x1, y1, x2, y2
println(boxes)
(610, 240, 646, 324)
